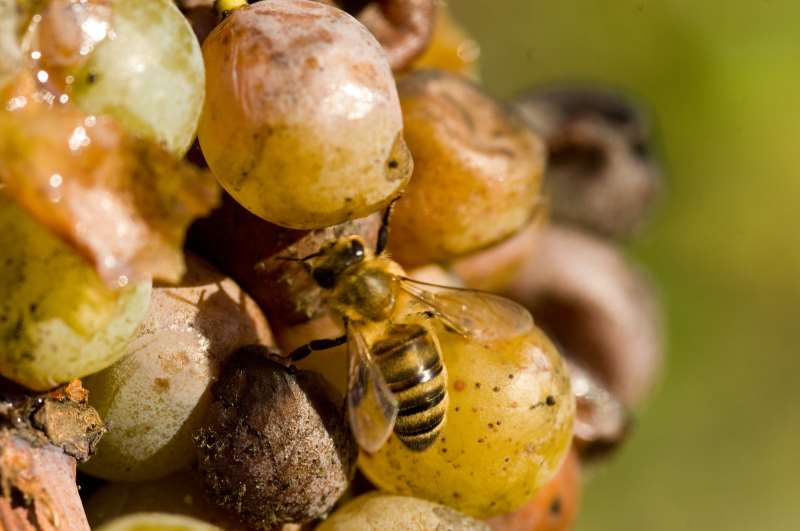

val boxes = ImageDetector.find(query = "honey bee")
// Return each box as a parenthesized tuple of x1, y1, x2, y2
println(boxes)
(284, 209, 534, 453)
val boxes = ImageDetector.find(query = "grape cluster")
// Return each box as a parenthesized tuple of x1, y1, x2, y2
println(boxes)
(0, 1, 664, 530)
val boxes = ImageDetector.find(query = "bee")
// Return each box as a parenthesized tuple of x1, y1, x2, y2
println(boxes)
(284, 207, 535, 453)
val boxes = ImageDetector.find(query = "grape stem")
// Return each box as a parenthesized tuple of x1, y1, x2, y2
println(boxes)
(216, 0, 247, 15)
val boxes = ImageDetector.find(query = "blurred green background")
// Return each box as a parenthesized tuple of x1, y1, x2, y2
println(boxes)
(454, 1, 800, 530)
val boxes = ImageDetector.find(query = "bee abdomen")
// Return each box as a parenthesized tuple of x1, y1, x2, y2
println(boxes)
(371, 323, 448, 452)
(395, 379, 448, 451)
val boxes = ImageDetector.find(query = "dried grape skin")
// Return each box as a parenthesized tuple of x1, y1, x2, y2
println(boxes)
(0, 196, 151, 391)
(198, 0, 412, 229)
(71, 0, 205, 156)
(80, 255, 273, 481)
(359, 324, 575, 518)
(317, 493, 489, 531)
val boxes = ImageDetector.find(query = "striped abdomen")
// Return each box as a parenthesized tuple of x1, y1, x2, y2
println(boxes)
(372, 323, 448, 451)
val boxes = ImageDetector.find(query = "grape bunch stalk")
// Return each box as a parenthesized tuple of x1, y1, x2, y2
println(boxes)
(0, 1, 663, 530)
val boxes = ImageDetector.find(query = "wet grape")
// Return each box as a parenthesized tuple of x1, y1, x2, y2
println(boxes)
(0, 195, 151, 391)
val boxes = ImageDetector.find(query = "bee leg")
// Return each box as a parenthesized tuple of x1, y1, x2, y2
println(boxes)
(375, 197, 400, 255)
(290, 334, 348, 362)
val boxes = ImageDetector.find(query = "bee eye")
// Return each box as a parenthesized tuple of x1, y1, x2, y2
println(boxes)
(313, 267, 336, 289)
(350, 239, 365, 261)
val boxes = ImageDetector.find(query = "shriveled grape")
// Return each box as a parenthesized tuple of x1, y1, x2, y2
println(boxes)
(81, 255, 273, 481)
(94, 513, 221, 531)
(317, 493, 489, 531)
(389, 70, 545, 267)
(195, 351, 357, 528)
(0, 195, 151, 391)
(359, 324, 574, 518)
(198, 0, 412, 229)
(71, 0, 205, 155)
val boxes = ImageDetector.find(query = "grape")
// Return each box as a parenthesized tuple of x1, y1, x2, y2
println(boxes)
(70, 0, 205, 156)
(0, 0, 20, 87)
(80, 255, 273, 481)
(85, 471, 246, 530)
(388, 70, 545, 267)
(317, 493, 489, 531)
(0, 195, 151, 391)
(94, 512, 221, 531)
(486, 449, 580, 531)
(411, 3, 480, 78)
(359, 324, 574, 518)
(198, 0, 412, 229)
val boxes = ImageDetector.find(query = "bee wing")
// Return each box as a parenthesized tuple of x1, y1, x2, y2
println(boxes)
(398, 277, 534, 341)
(346, 324, 398, 453)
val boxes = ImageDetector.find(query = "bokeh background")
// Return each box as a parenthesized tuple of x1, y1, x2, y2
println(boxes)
(454, 1, 800, 530)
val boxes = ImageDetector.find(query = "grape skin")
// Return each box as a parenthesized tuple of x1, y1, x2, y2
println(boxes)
(71, 0, 205, 155)
(0, 196, 151, 391)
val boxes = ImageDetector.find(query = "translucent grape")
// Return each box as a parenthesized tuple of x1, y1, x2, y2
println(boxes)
(359, 324, 575, 518)
(70, 0, 205, 155)
(0, 195, 151, 391)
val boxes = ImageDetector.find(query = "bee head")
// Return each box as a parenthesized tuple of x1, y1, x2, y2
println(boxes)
(306, 236, 368, 289)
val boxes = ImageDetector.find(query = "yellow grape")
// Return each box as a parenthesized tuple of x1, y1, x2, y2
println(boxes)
(94, 513, 221, 531)
(389, 70, 545, 267)
(359, 324, 574, 518)
(317, 493, 489, 531)
(85, 471, 245, 530)
(0, 195, 151, 391)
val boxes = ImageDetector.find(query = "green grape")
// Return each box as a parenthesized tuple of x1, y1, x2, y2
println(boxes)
(85, 471, 245, 530)
(94, 513, 221, 531)
(359, 325, 575, 518)
(317, 493, 489, 531)
(198, 0, 412, 229)
(0, 196, 151, 391)
(71, 0, 204, 155)
(81, 255, 273, 481)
